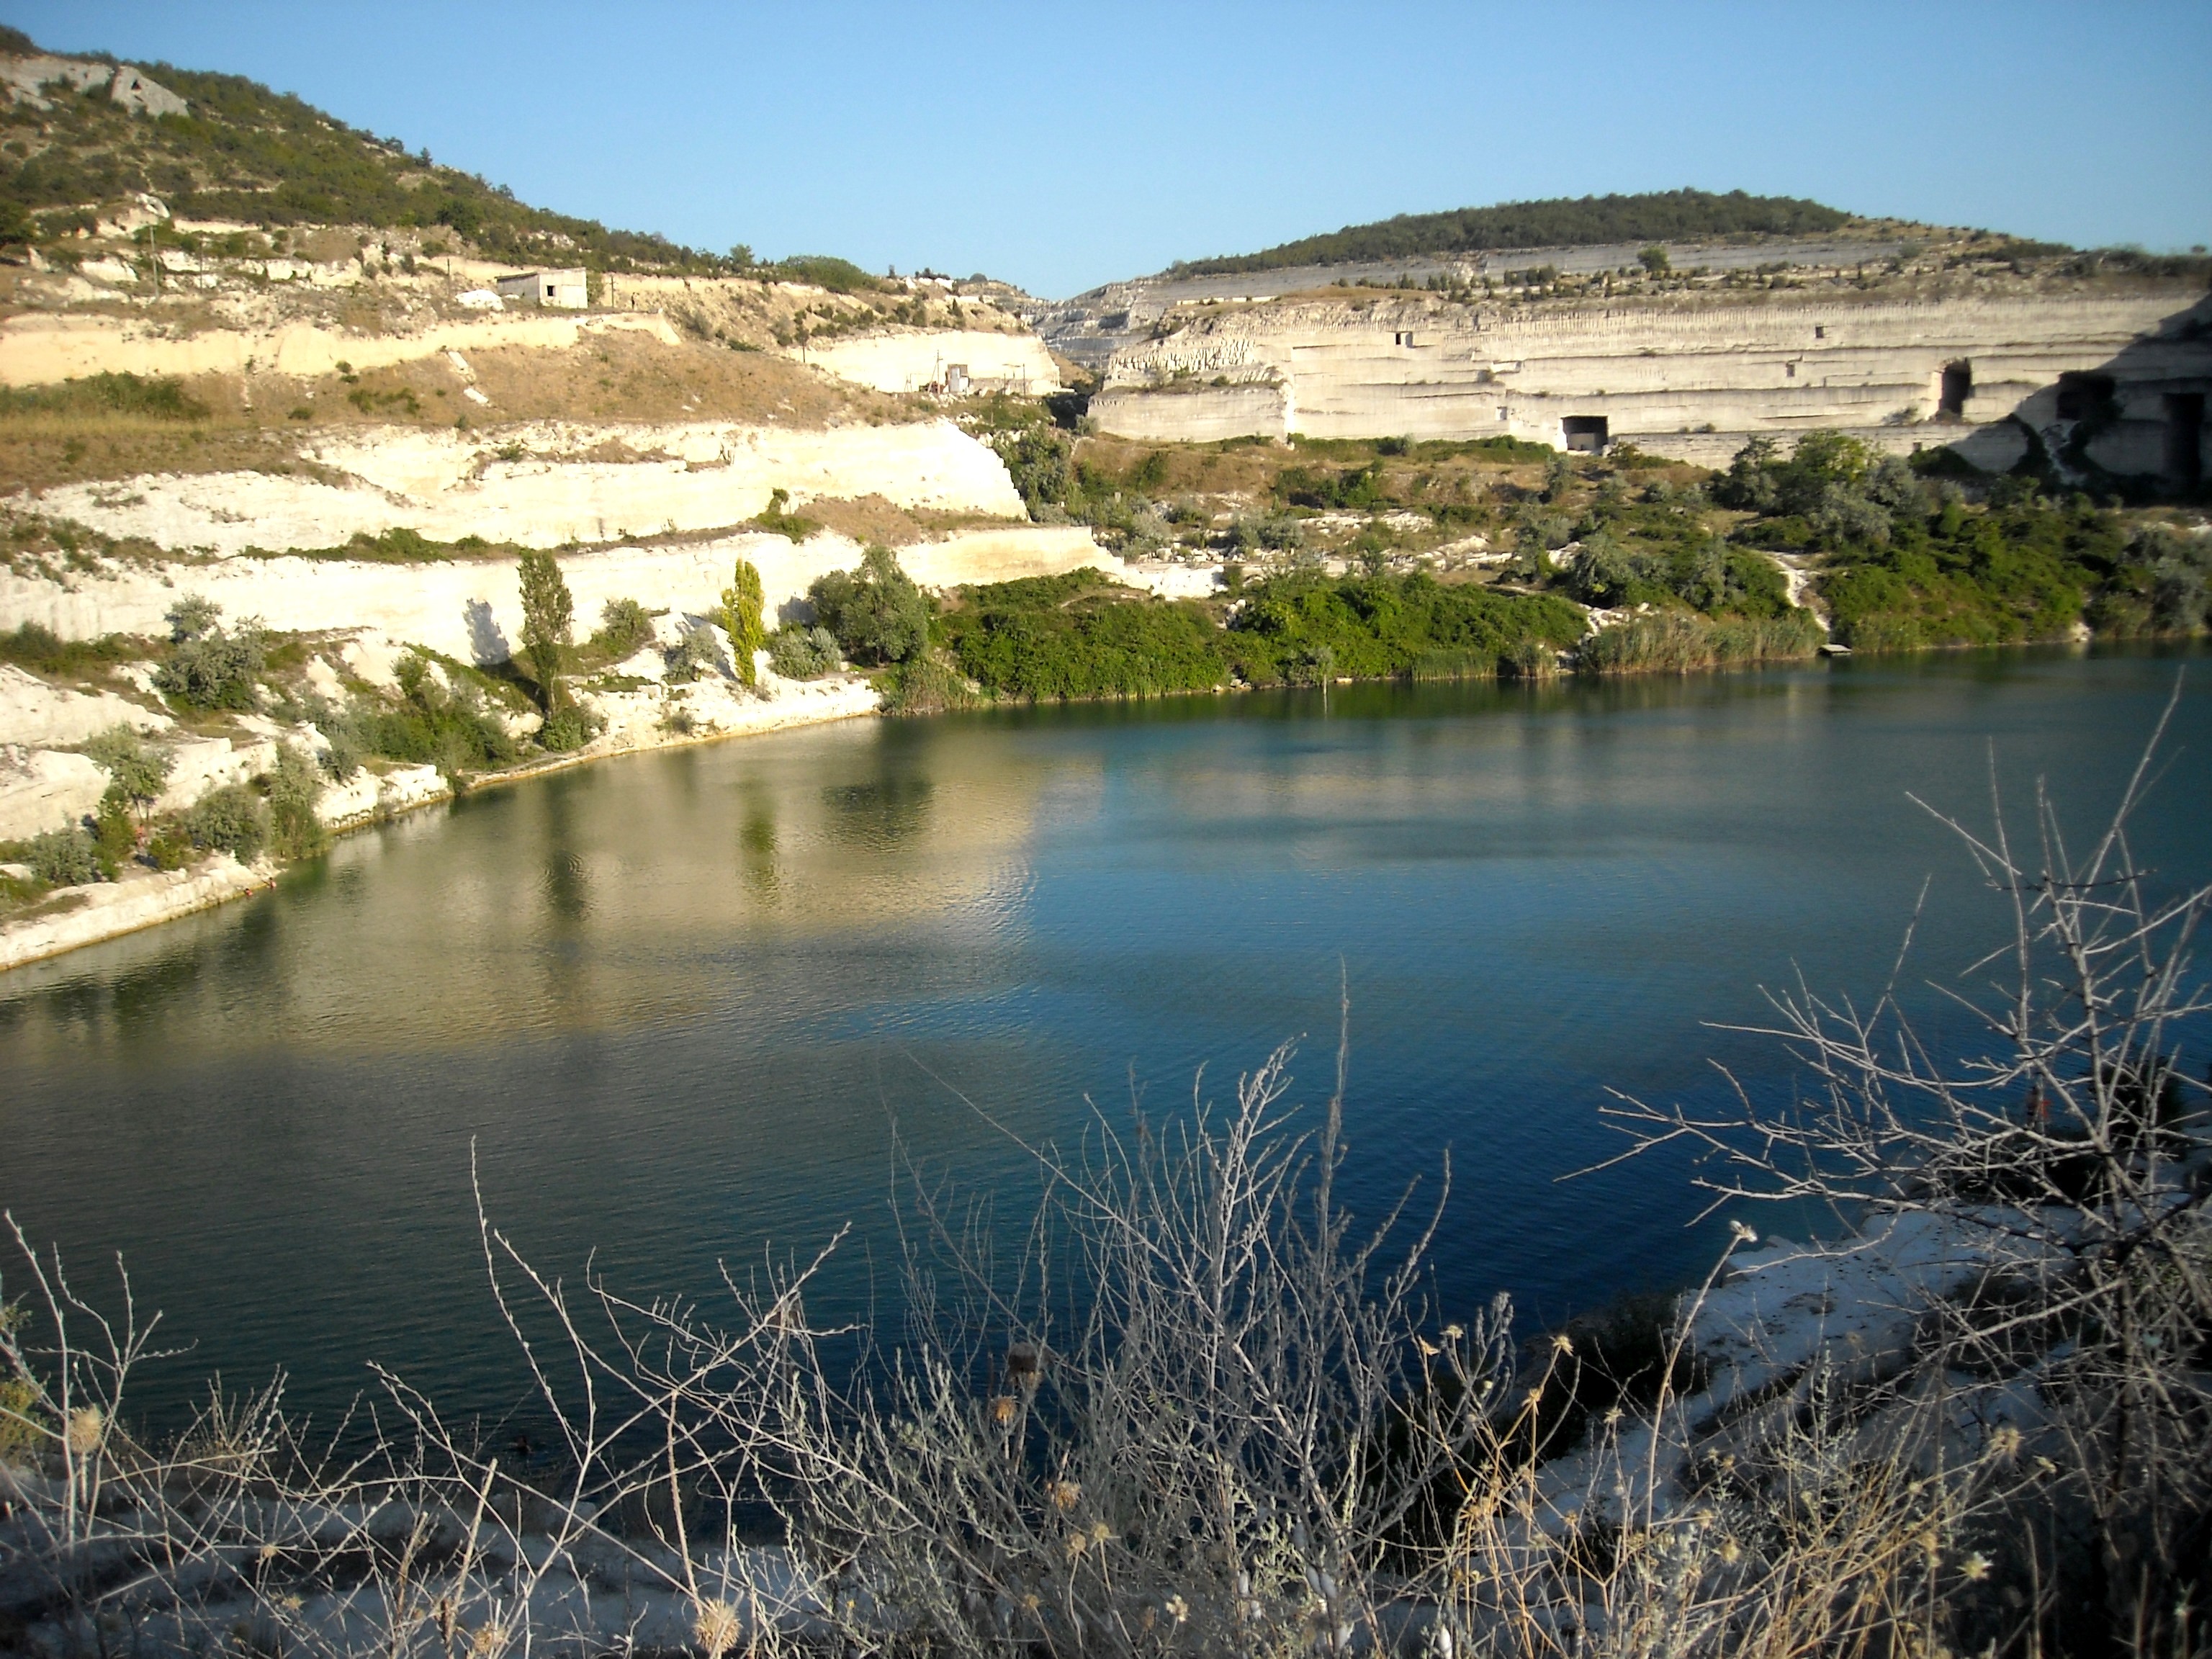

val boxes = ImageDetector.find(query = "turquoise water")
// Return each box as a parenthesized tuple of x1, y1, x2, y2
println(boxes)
(1, 647, 2207, 1430)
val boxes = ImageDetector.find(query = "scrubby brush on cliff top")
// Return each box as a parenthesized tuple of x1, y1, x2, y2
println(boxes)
(1171, 187, 1969, 278)
(0, 24, 802, 279)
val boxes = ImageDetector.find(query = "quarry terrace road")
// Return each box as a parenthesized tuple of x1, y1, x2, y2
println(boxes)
(2, 645, 2208, 1433)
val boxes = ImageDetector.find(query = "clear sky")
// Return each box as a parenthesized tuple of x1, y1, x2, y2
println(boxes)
(6, 0, 2208, 299)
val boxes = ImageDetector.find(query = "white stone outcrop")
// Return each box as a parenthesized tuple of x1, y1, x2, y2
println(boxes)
(1089, 287, 2212, 469)
(0, 746, 107, 840)
(0, 526, 1123, 664)
(0, 310, 680, 388)
(803, 328, 1062, 395)
(32, 419, 1027, 554)
(0, 855, 270, 973)
(0, 54, 186, 117)
(153, 737, 280, 813)
(0, 663, 171, 746)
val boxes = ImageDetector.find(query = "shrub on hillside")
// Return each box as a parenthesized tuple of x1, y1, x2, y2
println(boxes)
(768, 624, 842, 680)
(153, 598, 265, 711)
(809, 546, 930, 667)
(265, 742, 326, 861)
(590, 597, 656, 661)
(185, 785, 265, 863)
(23, 825, 101, 887)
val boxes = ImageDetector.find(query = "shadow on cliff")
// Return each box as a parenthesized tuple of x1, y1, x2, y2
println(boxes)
(1946, 289, 2211, 503)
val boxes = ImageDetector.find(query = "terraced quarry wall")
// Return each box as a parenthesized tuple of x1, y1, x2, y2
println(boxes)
(29, 418, 1027, 553)
(0, 524, 1116, 664)
(1092, 288, 2212, 482)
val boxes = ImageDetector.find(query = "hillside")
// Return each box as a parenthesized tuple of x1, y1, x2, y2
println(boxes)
(0, 24, 739, 274)
(1172, 188, 1879, 276)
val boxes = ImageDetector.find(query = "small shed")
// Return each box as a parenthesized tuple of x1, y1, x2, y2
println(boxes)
(495, 268, 588, 309)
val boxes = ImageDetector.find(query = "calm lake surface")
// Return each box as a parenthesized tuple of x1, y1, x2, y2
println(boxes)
(3, 647, 2208, 1431)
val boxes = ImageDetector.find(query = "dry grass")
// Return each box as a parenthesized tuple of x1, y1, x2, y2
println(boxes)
(0, 334, 931, 492)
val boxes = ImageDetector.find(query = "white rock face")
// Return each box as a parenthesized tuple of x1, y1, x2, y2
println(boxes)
(155, 737, 280, 813)
(0, 855, 270, 974)
(33, 419, 1027, 554)
(0, 663, 172, 746)
(1089, 287, 2211, 468)
(0, 746, 107, 840)
(804, 329, 1062, 395)
(0, 310, 680, 388)
(0, 526, 1125, 664)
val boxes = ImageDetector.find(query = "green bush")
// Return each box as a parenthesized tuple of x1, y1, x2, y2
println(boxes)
(82, 725, 171, 827)
(145, 821, 194, 871)
(768, 624, 841, 679)
(91, 785, 136, 877)
(24, 825, 101, 886)
(809, 547, 931, 667)
(0, 372, 208, 421)
(877, 649, 979, 715)
(186, 784, 266, 863)
(937, 570, 1226, 700)
(266, 742, 327, 860)
(153, 600, 265, 710)
(750, 487, 818, 544)
(662, 624, 722, 683)
(1224, 571, 1586, 686)
(336, 657, 516, 776)
(591, 597, 656, 660)
(538, 704, 605, 753)
(1172, 188, 1848, 276)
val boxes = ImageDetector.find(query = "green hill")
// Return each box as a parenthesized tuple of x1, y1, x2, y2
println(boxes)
(1171, 189, 1858, 276)
(0, 24, 735, 274)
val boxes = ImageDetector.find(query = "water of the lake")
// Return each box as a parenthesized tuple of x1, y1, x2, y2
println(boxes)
(3, 646, 2207, 1434)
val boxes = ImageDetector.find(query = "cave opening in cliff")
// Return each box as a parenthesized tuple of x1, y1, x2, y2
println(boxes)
(2056, 372, 2116, 422)
(1938, 361, 1973, 418)
(2167, 393, 2205, 492)
(1562, 415, 1609, 453)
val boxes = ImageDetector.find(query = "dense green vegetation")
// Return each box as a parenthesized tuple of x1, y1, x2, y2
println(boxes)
(1716, 431, 2206, 648)
(931, 566, 1588, 700)
(1172, 189, 1857, 276)
(935, 570, 1228, 698)
(809, 546, 932, 667)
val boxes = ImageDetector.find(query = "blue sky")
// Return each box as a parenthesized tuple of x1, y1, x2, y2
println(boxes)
(6, 1, 2208, 298)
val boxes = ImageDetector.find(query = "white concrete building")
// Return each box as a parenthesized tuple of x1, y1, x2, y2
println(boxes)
(495, 268, 589, 308)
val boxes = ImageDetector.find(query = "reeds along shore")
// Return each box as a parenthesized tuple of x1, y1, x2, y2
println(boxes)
(1, 723, 2208, 1659)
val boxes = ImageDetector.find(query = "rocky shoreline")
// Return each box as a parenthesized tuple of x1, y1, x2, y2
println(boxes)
(0, 671, 881, 974)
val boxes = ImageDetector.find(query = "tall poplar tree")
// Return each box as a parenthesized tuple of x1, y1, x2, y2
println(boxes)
(518, 549, 574, 709)
(723, 557, 765, 688)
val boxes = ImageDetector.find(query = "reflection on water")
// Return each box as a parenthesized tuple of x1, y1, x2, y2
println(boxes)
(1, 647, 2206, 1430)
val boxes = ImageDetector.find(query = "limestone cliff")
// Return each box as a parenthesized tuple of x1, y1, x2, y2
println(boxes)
(1089, 279, 2212, 490)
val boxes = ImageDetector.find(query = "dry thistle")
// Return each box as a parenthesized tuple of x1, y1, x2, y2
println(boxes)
(1049, 1478, 1081, 1512)
(693, 1598, 742, 1658)
(64, 1404, 103, 1455)
(1166, 1594, 1190, 1624)
(989, 1394, 1018, 1426)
